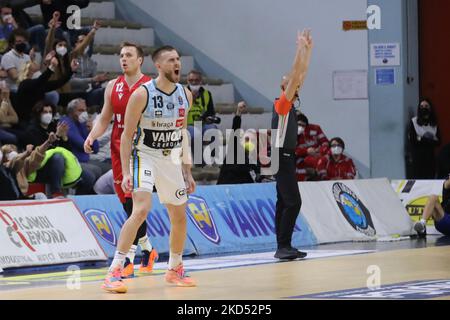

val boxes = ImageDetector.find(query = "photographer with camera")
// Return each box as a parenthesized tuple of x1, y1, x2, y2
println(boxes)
(186, 69, 220, 164)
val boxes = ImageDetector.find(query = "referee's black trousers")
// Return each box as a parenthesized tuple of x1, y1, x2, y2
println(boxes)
(275, 149, 302, 249)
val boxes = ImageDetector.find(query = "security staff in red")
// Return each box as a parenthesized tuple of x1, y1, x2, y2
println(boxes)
(317, 137, 357, 180)
(272, 30, 313, 260)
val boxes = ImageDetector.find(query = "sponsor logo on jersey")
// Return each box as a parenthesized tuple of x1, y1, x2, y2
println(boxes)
(179, 109, 185, 117)
(155, 110, 163, 118)
(151, 121, 175, 129)
(144, 170, 152, 177)
(176, 118, 184, 127)
(143, 129, 182, 149)
(178, 96, 183, 105)
(167, 102, 175, 110)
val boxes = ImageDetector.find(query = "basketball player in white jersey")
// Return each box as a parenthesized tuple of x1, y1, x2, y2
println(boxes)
(102, 46, 196, 293)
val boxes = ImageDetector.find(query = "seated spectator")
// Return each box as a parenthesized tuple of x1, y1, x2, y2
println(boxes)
(295, 113, 329, 181)
(414, 176, 450, 238)
(0, 5, 16, 54)
(70, 33, 108, 108)
(15, 50, 78, 125)
(407, 99, 440, 179)
(0, 144, 27, 200)
(0, 4, 46, 55)
(1, 28, 31, 92)
(94, 169, 115, 195)
(60, 98, 109, 183)
(217, 101, 261, 185)
(1, 133, 58, 199)
(0, 83, 19, 144)
(316, 137, 357, 181)
(186, 69, 220, 163)
(23, 100, 95, 196)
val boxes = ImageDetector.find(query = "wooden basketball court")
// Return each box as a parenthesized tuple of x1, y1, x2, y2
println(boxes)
(1, 245, 449, 300)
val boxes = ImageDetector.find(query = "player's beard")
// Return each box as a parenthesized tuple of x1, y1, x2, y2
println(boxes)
(164, 71, 179, 83)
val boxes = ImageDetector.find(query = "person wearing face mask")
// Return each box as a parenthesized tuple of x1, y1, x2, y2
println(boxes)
(186, 69, 219, 164)
(15, 50, 79, 126)
(60, 98, 108, 189)
(407, 99, 440, 179)
(316, 137, 357, 181)
(43, 12, 101, 97)
(272, 30, 313, 261)
(0, 28, 31, 92)
(0, 146, 27, 200)
(295, 112, 329, 181)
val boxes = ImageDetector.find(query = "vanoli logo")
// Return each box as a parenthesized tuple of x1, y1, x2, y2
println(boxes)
(84, 209, 116, 246)
(186, 196, 220, 244)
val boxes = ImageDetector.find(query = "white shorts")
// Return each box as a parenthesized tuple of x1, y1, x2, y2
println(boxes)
(130, 148, 188, 205)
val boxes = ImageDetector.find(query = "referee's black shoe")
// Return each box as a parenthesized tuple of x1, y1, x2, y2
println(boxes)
(274, 247, 307, 260)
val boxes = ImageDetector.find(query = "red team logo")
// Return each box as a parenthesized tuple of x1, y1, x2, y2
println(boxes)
(179, 109, 185, 117)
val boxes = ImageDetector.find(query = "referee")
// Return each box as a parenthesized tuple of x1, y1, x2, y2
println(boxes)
(272, 30, 313, 260)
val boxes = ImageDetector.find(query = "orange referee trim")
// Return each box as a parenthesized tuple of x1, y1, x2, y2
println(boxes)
(275, 92, 293, 115)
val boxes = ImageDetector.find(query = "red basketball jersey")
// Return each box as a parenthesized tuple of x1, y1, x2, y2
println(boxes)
(110, 74, 151, 156)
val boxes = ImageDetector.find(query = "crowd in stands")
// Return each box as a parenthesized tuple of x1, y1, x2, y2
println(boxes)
(0, 0, 113, 200)
(0, 0, 381, 202)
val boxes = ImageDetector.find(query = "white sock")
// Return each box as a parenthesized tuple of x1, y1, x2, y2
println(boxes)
(168, 252, 182, 270)
(109, 251, 126, 273)
(138, 235, 153, 252)
(420, 218, 427, 225)
(126, 245, 137, 263)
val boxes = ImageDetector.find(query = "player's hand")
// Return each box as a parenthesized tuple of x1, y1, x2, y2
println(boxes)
(122, 174, 133, 193)
(185, 174, 196, 194)
(84, 136, 94, 153)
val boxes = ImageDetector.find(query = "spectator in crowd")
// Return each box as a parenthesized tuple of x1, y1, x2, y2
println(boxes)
(23, 100, 96, 196)
(1, 28, 31, 92)
(295, 113, 329, 181)
(0, 82, 19, 144)
(0, 144, 28, 200)
(217, 101, 260, 184)
(414, 175, 450, 238)
(60, 98, 109, 183)
(1, 133, 57, 198)
(407, 99, 440, 179)
(0, 4, 46, 55)
(15, 50, 78, 125)
(44, 11, 100, 97)
(70, 33, 108, 108)
(316, 137, 357, 181)
(94, 169, 115, 195)
(186, 69, 220, 161)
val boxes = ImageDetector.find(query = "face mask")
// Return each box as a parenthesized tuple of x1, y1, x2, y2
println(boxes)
(41, 113, 53, 125)
(2, 14, 12, 24)
(15, 43, 27, 53)
(190, 85, 201, 92)
(78, 111, 89, 123)
(331, 146, 343, 156)
(6, 151, 18, 161)
(56, 46, 68, 57)
(298, 126, 305, 135)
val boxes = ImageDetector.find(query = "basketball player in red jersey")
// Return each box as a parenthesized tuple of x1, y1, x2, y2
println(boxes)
(84, 42, 158, 278)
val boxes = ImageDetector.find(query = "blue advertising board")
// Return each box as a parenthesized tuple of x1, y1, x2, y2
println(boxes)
(71, 183, 317, 258)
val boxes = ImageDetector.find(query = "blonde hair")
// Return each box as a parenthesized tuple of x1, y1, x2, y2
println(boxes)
(17, 61, 33, 84)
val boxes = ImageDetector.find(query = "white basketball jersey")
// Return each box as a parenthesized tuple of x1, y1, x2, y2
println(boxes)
(134, 79, 189, 153)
